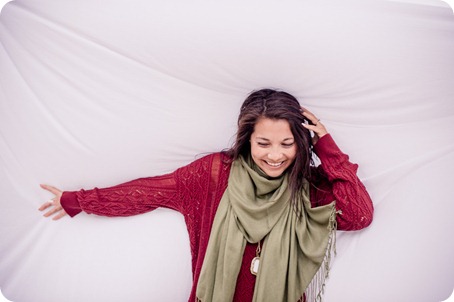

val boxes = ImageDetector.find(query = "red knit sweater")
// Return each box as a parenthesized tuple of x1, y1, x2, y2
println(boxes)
(61, 134, 374, 302)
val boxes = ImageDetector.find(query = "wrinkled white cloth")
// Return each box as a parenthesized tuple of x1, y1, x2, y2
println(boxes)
(0, 1, 453, 301)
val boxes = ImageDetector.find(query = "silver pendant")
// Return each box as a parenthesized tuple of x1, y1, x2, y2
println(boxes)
(250, 256, 260, 275)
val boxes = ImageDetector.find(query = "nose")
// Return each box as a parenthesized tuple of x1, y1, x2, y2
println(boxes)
(267, 151, 282, 162)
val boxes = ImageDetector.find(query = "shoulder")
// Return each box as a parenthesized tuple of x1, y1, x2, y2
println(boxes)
(173, 152, 232, 194)
(192, 151, 232, 166)
(177, 152, 232, 174)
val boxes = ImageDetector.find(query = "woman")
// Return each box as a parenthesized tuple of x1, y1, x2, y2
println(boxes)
(39, 88, 373, 302)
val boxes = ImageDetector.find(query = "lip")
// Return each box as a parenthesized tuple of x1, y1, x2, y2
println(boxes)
(264, 160, 285, 168)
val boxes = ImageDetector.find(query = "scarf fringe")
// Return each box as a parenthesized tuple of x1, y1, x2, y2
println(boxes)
(304, 206, 339, 302)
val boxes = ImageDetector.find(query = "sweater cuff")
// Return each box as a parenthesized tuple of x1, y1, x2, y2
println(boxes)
(313, 134, 342, 160)
(61, 191, 82, 217)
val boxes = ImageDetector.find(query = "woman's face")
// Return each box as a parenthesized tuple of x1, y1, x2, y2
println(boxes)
(250, 118, 297, 177)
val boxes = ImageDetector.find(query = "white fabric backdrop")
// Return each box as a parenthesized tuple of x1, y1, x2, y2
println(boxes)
(1, 0, 453, 301)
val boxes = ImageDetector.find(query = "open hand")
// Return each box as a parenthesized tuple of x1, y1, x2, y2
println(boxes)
(38, 184, 67, 220)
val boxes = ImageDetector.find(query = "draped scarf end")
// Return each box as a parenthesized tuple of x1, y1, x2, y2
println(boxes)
(304, 205, 338, 302)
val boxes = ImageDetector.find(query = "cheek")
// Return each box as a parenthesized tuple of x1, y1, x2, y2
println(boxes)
(287, 147, 297, 162)
(250, 144, 262, 161)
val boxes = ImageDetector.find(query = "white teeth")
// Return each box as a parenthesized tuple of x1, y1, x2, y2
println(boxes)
(266, 161, 283, 167)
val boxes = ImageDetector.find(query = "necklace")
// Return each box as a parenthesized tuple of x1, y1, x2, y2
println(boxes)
(250, 240, 261, 275)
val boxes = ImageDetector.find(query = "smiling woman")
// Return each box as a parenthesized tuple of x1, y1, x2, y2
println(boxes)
(39, 88, 374, 302)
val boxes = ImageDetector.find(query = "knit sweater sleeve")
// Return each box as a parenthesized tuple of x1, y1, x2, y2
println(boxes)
(310, 134, 374, 231)
(60, 155, 214, 218)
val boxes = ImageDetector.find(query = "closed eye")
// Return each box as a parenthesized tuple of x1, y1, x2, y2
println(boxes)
(282, 143, 295, 148)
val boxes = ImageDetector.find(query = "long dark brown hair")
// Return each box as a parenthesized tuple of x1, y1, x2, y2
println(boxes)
(225, 88, 314, 211)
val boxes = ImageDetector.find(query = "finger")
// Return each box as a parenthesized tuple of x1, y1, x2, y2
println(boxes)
(40, 184, 62, 196)
(38, 201, 54, 211)
(301, 123, 317, 131)
(300, 106, 316, 117)
(301, 110, 319, 125)
(302, 121, 327, 137)
(43, 205, 62, 218)
(52, 210, 67, 220)
(300, 106, 314, 116)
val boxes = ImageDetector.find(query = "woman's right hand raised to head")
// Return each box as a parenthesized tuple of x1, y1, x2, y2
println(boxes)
(39, 184, 67, 220)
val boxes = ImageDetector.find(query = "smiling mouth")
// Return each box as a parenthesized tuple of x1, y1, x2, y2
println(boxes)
(265, 161, 284, 167)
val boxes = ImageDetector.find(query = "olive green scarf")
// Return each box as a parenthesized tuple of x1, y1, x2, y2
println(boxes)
(196, 155, 336, 302)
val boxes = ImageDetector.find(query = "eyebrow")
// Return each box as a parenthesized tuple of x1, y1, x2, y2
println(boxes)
(255, 137, 294, 142)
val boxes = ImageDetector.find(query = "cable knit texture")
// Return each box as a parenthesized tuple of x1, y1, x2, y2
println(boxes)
(61, 134, 373, 302)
